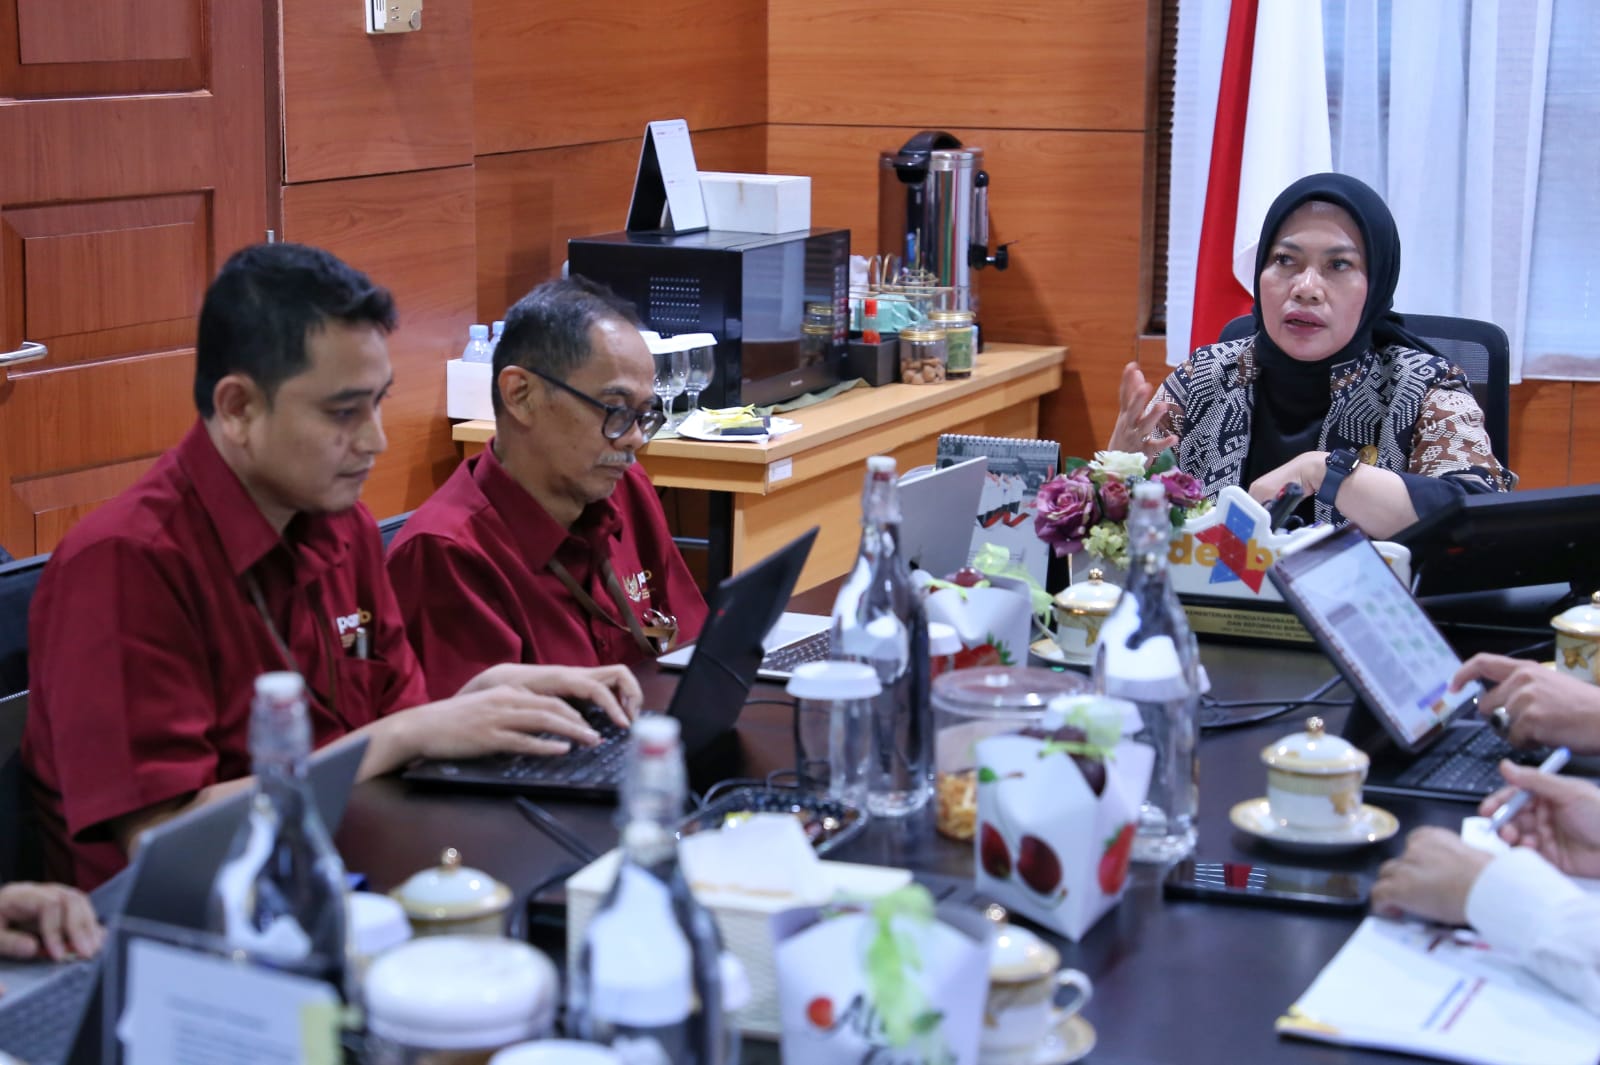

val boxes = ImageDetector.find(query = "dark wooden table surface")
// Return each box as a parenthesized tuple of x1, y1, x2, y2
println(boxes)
(334, 625, 1502, 1065)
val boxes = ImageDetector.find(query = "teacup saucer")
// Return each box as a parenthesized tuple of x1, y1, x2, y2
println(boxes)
(1030, 637, 1091, 667)
(1229, 797, 1399, 854)
(983, 1014, 1096, 1065)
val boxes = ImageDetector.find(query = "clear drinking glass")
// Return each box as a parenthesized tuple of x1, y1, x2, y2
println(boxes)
(652, 347, 689, 430)
(684, 343, 716, 416)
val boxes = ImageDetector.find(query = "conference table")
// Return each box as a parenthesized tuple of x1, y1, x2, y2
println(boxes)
(336, 623, 1504, 1065)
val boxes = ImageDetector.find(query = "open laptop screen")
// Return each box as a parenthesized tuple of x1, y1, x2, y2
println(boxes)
(1269, 526, 1482, 754)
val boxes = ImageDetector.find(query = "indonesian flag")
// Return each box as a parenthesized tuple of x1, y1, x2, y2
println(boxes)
(1185, 0, 1332, 355)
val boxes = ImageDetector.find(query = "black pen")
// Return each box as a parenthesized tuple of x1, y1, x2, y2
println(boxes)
(514, 796, 600, 864)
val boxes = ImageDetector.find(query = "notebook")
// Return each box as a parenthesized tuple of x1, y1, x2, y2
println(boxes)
(1268, 525, 1549, 801)
(1278, 916, 1600, 1065)
(659, 457, 988, 681)
(935, 434, 1060, 586)
(0, 737, 368, 1065)
(403, 527, 819, 798)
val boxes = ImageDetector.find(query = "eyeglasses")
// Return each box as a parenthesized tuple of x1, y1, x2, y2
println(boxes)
(528, 368, 666, 442)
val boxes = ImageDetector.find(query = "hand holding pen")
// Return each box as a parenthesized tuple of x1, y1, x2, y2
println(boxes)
(1479, 751, 1600, 879)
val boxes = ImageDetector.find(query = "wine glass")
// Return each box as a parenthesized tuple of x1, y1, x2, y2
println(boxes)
(684, 343, 716, 417)
(652, 346, 689, 430)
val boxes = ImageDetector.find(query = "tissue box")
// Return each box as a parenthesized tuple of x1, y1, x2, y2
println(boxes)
(566, 850, 910, 1037)
(974, 726, 1154, 941)
(698, 172, 811, 234)
(446, 358, 493, 421)
(845, 338, 898, 387)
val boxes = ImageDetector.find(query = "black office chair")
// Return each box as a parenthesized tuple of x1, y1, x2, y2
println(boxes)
(0, 552, 49, 699)
(1218, 312, 1512, 468)
(0, 690, 42, 882)
(377, 510, 413, 550)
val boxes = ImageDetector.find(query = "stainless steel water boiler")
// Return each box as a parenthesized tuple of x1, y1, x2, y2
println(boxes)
(878, 131, 1010, 315)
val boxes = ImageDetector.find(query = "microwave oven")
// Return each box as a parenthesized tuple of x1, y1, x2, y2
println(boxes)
(566, 227, 851, 409)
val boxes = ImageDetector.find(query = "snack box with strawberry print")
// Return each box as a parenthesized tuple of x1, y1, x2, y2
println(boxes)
(973, 727, 1154, 941)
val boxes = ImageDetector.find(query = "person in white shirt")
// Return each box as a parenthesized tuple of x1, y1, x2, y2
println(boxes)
(1372, 758, 1600, 1012)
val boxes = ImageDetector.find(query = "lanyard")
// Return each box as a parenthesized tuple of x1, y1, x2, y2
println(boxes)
(546, 557, 677, 658)
(244, 570, 348, 730)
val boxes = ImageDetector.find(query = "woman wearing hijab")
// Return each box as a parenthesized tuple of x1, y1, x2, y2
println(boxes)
(1109, 173, 1514, 539)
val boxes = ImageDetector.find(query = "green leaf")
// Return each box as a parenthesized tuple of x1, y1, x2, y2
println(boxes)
(978, 766, 999, 784)
(911, 1009, 945, 1034)
(1148, 448, 1177, 475)
(1062, 456, 1089, 472)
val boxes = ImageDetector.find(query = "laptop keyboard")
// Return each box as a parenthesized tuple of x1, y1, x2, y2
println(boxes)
(760, 629, 831, 676)
(1393, 726, 1531, 795)
(0, 956, 97, 1065)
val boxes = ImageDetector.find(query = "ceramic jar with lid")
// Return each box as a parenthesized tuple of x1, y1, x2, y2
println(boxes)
(931, 666, 1091, 840)
(364, 935, 559, 1065)
(1260, 716, 1369, 830)
(1553, 592, 1600, 685)
(1051, 570, 1122, 665)
(391, 849, 513, 937)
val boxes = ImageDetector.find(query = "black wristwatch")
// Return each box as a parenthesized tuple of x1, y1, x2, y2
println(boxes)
(1318, 447, 1360, 508)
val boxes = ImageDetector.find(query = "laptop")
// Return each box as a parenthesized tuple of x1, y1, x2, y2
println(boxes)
(0, 737, 368, 1065)
(1269, 525, 1551, 802)
(661, 458, 987, 680)
(402, 526, 820, 799)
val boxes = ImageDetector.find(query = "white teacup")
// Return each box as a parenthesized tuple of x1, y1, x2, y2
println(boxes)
(983, 921, 1093, 1063)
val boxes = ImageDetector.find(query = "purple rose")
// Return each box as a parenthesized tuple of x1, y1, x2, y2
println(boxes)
(1033, 470, 1101, 556)
(1100, 477, 1131, 523)
(1157, 469, 1205, 509)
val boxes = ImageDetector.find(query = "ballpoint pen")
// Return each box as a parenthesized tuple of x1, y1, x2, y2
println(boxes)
(514, 796, 601, 864)
(1487, 746, 1571, 832)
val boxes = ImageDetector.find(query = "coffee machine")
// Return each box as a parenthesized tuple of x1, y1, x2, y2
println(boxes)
(878, 131, 1010, 315)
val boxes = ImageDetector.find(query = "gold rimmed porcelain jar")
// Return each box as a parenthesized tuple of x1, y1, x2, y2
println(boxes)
(1051, 569, 1121, 665)
(1553, 591, 1600, 685)
(1260, 716, 1370, 831)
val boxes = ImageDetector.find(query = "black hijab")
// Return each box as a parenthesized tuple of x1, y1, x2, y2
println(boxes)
(1242, 172, 1438, 487)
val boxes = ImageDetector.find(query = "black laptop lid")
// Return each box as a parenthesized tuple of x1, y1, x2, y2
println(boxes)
(668, 527, 818, 755)
(1268, 525, 1483, 756)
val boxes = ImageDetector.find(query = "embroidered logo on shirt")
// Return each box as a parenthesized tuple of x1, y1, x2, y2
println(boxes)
(621, 568, 653, 603)
(336, 607, 374, 649)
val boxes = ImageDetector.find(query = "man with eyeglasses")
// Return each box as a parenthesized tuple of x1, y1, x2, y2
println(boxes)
(387, 277, 707, 697)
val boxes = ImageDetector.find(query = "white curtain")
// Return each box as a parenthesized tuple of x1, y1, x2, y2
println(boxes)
(1173, 0, 1579, 382)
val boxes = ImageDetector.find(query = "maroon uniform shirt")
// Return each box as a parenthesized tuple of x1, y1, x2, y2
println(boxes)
(386, 443, 707, 699)
(21, 422, 429, 889)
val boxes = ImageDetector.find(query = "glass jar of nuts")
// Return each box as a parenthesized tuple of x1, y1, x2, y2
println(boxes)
(931, 666, 1091, 841)
(898, 325, 948, 384)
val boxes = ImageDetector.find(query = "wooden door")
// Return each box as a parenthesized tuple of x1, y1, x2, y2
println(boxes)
(0, 1, 268, 557)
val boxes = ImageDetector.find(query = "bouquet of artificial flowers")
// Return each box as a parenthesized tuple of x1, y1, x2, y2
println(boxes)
(1032, 450, 1210, 568)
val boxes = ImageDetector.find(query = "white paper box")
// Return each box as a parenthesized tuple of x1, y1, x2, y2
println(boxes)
(974, 731, 1154, 941)
(772, 904, 990, 1065)
(567, 850, 910, 1037)
(446, 358, 494, 421)
(698, 172, 811, 233)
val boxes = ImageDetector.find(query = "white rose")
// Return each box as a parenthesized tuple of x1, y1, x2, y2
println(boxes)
(1089, 450, 1148, 481)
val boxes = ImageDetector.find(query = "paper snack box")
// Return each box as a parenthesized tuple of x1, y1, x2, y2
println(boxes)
(974, 698, 1154, 941)
(772, 894, 991, 1065)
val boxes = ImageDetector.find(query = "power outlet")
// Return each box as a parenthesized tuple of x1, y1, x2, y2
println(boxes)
(365, 0, 422, 34)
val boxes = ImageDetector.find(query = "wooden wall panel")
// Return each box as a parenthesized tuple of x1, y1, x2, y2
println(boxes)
(282, 167, 477, 520)
(281, 0, 473, 184)
(473, 0, 766, 155)
(1568, 382, 1600, 485)
(1507, 381, 1573, 489)
(768, 0, 1147, 131)
(2, 0, 203, 96)
(768, 124, 1145, 458)
(475, 125, 766, 321)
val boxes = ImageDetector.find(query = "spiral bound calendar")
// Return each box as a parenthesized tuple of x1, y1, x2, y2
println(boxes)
(935, 434, 1060, 585)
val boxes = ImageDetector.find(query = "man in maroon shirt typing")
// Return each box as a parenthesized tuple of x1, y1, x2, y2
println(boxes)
(387, 278, 708, 699)
(22, 245, 641, 889)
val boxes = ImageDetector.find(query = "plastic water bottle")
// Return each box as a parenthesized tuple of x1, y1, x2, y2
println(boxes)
(830, 455, 932, 817)
(490, 319, 505, 357)
(207, 673, 349, 994)
(1095, 481, 1200, 863)
(569, 717, 728, 1063)
(461, 323, 492, 363)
